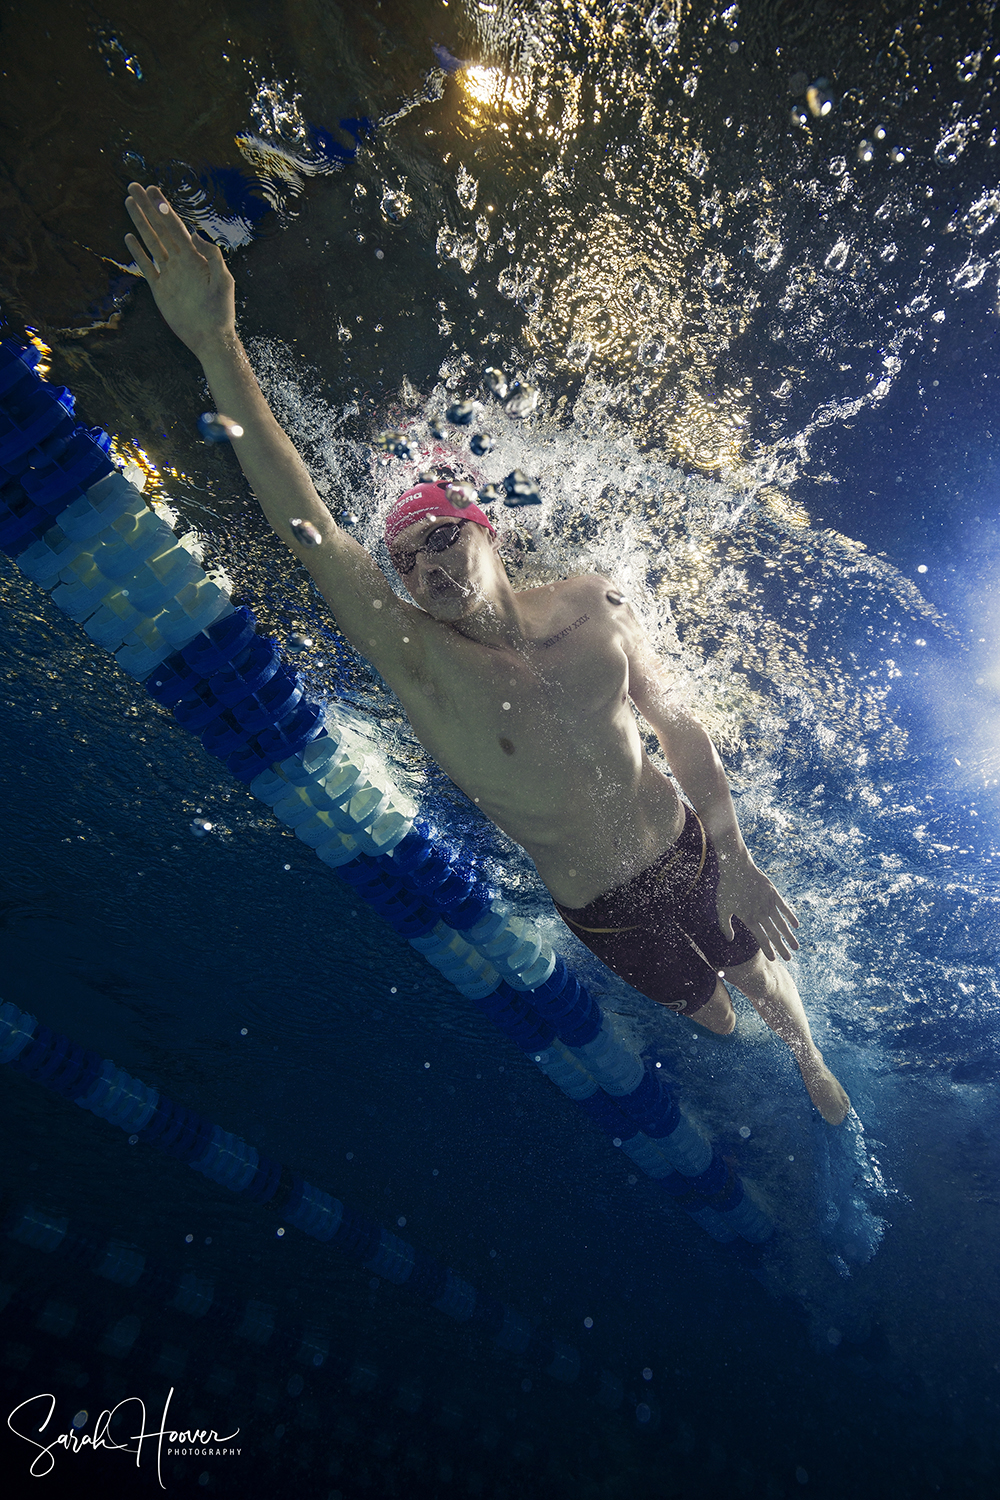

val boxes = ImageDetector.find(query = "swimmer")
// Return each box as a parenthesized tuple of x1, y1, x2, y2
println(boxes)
(123, 183, 850, 1125)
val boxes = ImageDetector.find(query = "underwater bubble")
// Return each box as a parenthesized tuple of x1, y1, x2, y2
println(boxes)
(445, 482, 478, 509)
(503, 383, 539, 419)
(806, 79, 835, 117)
(287, 633, 313, 653)
(484, 367, 508, 398)
(739, 1125, 751, 1138)
(185, 1233, 194, 1243)
(289, 518, 322, 547)
(397, 1217, 406, 1227)
(790, 106, 809, 127)
(446, 400, 477, 426)
(520, 1378, 532, 1393)
(796, 1467, 809, 1484)
(198, 412, 244, 443)
(874, 124, 887, 139)
(339, 510, 358, 526)
(378, 429, 416, 459)
(502, 469, 542, 506)
(190, 817, 213, 837)
(428, 420, 447, 441)
(890, 145, 906, 164)
(584, 1317, 593, 1328)
(642, 1368, 653, 1381)
(477, 484, 503, 504)
(857, 139, 874, 162)
(470, 432, 495, 456)
(636, 1404, 651, 1423)
(72, 1410, 88, 1429)
(827, 1327, 842, 1345)
(128, 1134, 138, 1145)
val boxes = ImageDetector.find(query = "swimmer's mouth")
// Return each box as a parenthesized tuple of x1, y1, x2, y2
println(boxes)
(427, 570, 469, 596)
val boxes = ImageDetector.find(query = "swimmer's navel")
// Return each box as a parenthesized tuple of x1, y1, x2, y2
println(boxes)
(499, 736, 516, 756)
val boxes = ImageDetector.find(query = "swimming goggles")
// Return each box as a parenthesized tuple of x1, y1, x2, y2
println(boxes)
(390, 520, 469, 574)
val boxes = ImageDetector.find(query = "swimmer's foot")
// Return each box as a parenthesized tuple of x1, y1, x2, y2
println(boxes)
(798, 1050, 851, 1125)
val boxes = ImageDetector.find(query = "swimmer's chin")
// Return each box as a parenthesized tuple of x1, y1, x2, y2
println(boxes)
(415, 579, 484, 618)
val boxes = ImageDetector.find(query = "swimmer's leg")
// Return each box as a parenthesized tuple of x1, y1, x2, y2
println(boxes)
(689, 979, 736, 1036)
(723, 951, 850, 1125)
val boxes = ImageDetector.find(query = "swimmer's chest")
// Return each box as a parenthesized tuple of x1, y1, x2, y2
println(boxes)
(403, 605, 632, 789)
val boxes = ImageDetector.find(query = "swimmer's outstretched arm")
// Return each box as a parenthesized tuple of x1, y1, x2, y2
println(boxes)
(623, 616, 799, 962)
(123, 183, 432, 695)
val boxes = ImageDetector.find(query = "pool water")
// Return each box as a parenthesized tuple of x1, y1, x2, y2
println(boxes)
(2, 2, 1000, 1497)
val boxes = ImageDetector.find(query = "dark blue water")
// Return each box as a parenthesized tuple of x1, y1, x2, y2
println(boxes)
(3, 2, 1000, 1496)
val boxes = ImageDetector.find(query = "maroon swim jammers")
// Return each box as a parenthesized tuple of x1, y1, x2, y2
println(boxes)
(553, 806, 760, 1015)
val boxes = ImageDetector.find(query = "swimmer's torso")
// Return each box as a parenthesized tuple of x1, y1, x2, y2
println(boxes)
(389, 573, 684, 906)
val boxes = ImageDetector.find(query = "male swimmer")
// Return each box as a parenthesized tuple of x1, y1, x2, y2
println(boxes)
(124, 183, 850, 1124)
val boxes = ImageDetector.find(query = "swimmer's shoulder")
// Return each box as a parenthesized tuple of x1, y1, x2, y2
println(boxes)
(571, 571, 642, 625)
(517, 572, 637, 640)
(533, 570, 627, 606)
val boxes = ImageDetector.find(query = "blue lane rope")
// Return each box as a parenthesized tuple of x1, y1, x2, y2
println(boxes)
(0, 999, 614, 1399)
(5, 1198, 609, 1411)
(0, 338, 772, 1247)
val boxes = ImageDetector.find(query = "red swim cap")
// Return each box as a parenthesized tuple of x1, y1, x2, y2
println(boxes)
(384, 483, 496, 548)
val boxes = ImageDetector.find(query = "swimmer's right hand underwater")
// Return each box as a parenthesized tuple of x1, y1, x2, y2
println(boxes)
(124, 183, 849, 1125)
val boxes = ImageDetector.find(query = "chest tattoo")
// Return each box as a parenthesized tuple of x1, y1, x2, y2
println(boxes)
(539, 613, 590, 649)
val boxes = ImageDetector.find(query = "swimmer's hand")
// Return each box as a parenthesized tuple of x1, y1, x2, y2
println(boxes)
(715, 854, 800, 963)
(124, 183, 235, 358)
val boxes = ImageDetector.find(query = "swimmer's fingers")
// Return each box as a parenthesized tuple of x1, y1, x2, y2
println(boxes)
(760, 911, 799, 961)
(773, 890, 800, 929)
(124, 191, 169, 271)
(126, 182, 191, 255)
(124, 231, 158, 283)
(126, 184, 217, 273)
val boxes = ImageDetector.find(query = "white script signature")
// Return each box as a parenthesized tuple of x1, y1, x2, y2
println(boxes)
(7, 1388, 240, 1488)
